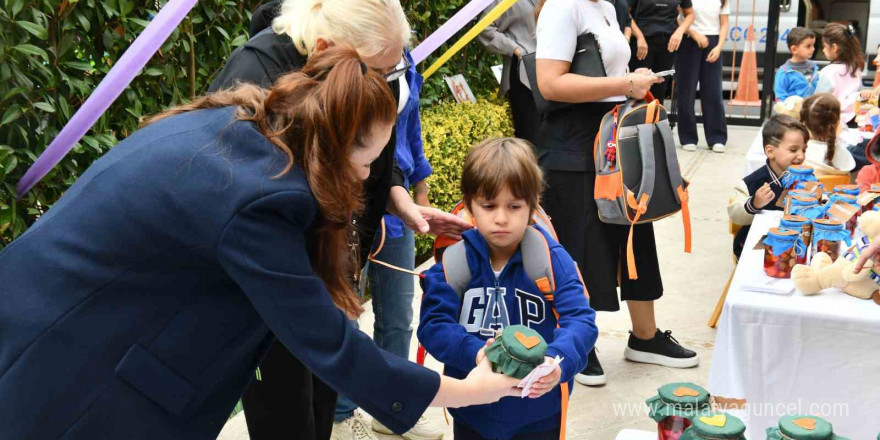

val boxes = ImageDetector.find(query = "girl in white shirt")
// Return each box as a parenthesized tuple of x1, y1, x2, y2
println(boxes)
(800, 93, 856, 176)
(676, 0, 730, 153)
(534, 0, 698, 388)
(816, 23, 866, 126)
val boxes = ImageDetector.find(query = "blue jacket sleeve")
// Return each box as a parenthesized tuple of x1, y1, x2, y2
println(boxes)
(217, 190, 440, 434)
(417, 262, 486, 372)
(774, 69, 790, 101)
(543, 247, 597, 383)
(406, 94, 433, 185)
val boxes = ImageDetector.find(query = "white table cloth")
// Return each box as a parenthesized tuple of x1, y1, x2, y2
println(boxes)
(708, 212, 880, 439)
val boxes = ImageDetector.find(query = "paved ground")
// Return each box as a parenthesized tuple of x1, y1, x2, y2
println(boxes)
(218, 123, 761, 440)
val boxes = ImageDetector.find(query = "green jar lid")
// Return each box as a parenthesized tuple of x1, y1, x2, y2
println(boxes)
(680, 413, 746, 440)
(765, 415, 849, 440)
(484, 325, 547, 379)
(646, 382, 712, 422)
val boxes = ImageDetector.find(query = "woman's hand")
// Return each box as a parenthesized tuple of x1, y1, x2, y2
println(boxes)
(854, 242, 880, 273)
(389, 187, 473, 238)
(527, 357, 562, 399)
(628, 73, 664, 100)
(668, 30, 684, 52)
(691, 31, 709, 49)
(432, 356, 522, 408)
(636, 36, 649, 60)
(706, 45, 722, 63)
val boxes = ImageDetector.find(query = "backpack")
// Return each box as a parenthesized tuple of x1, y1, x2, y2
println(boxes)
(419, 201, 581, 440)
(594, 98, 692, 279)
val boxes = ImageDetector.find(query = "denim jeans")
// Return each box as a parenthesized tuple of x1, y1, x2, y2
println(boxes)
(334, 227, 416, 422)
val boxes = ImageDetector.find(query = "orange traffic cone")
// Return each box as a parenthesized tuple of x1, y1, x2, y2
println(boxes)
(731, 25, 761, 107)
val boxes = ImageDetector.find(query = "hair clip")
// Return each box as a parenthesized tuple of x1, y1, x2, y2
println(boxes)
(844, 25, 855, 39)
(359, 60, 368, 75)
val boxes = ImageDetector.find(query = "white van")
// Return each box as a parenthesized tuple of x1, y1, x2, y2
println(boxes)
(724, 0, 879, 87)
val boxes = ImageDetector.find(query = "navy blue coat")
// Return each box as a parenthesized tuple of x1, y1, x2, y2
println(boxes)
(0, 107, 440, 440)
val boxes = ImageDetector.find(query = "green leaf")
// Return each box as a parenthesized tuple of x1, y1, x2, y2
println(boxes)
(62, 61, 93, 72)
(16, 21, 48, 40)
(143, 67, 163, 76)
(33, 102, 55, 113)
(0, 208, 13, 234)
(9, 0, 24, 18)
(5, 156, 18, 176)
(214, 26, 230, 40)
(75, 12, 90, 32)
(1, 105, 22, 126)
(231, 35, 247, 47)
(12, 44, 49, 61)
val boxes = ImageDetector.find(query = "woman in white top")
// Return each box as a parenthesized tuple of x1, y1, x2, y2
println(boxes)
(676, 0, 730, 153)
(534, 0, 699, 387)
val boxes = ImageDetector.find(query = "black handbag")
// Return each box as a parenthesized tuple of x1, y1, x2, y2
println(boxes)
(521, 32, 607, 115)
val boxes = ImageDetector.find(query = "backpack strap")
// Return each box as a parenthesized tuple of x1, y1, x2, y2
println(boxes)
(624, 120, 658, 279)
(442, 240, 472, 298)
(520, 227, 556, 297)
(657, 119, 693, 255)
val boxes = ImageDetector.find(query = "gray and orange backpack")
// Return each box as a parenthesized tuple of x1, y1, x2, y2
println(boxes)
(594, 96, 692, 279)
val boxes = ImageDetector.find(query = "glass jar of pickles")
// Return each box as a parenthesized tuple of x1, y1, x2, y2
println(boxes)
(763, 228, 807, 278)
(782, 165, 817, 190)
(812, 219, 852, 262)
(781, 215, 812, 247)
(825, 193, 860, 234)
(833, 184, 860, 197)
(861, 183, 880, 213)
(789, 195, 823, 219)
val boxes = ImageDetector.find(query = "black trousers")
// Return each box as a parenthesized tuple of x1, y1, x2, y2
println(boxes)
(453, 421, 560, 440)
(508, 60, 540, 146)
(629, 34, 676, 101)
(241, 339, 337, 440)
(675, 35, 727, 146)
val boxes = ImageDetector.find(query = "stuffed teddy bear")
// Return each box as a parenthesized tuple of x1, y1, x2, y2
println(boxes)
(791, 211, 880, 304)
(773, 96, 804, 119)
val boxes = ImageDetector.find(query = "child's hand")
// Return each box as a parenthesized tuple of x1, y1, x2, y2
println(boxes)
(753, 183, 775, 209)
(860, 89, 879, 101)
(528, 357, 562, 399)
(476, 338, 495, 365)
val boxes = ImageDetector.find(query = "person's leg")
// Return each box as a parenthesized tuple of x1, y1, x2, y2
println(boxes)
(648, 34, 674, 101)
(508, 60, 541, 146)
(242, 340, 317, 440)
(699, 35, 728, 149)
(313, 375, 339, 440)
(675, 37, 701, 147)
(452, 421, 487, 440)
(370, 228, 416, 359)
(510, 426, 561, 440)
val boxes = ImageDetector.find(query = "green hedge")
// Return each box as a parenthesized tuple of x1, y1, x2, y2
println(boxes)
(0, 0, 263, 247)
(416, 98, 514, 258)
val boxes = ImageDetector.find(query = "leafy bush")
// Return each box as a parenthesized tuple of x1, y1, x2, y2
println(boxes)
(0, 0, 262, 247)
(416, 98, 514, 258)
(404, 1, 504, 106)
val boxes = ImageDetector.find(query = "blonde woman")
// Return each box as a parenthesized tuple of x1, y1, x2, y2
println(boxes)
(211, 2, 463, 439)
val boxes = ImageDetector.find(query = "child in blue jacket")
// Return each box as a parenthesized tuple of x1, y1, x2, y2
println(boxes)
(774, 27, 818, 102)
(418, 138, 597, 440)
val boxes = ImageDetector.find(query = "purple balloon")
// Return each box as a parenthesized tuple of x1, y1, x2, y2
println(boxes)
(411, 0, 496, 65)
(16, 0, 199, 197)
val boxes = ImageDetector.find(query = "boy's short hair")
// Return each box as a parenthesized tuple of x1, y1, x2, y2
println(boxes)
(787, 27, 815, 48)
(461, 137, 544, 211)
(762, 114, 810, 148)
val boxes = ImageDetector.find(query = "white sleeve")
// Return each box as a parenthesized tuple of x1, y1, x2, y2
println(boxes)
(720, 2, 730, 15)
(536, 0, 579, 61)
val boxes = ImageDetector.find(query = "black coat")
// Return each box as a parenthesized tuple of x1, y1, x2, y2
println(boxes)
(208, 28, 405, 265)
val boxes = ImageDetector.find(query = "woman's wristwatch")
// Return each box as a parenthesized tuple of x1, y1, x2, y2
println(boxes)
(413, 182, 430, 195)
(625, 74, 634, 98)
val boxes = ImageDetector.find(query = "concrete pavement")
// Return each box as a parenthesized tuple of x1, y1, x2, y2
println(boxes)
(217, 123, 762, 440)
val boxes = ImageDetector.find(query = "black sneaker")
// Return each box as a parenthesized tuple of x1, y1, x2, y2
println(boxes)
(574, 348, 607, 386)
(624, 329, 699, 368)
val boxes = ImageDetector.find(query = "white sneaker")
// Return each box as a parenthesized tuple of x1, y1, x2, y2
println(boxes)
(711, 143, 726, 153)
(372, 415, 444, 440)
(681, 143, 697, 152)
(331, 411, 379, 440)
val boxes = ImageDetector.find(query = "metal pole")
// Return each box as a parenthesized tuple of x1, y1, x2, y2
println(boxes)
(762, 0, 782, 121)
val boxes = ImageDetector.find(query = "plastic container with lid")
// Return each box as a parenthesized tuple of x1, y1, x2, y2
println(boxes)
(646, 383, 712, 440)
(825, 193, 861, 234)
(679, 412, 746, 440)
(763, 228, 807, 278)
(781, 215, 813, 248)
(484, 324, 547, 379)
(782, 165, 817, 190)
(812, 219, 852, 262)
(765, 415, 849, 440)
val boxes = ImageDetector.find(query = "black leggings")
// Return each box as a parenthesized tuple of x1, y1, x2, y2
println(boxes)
(241, 339, 337, 440)
(629, 33, 676, 101)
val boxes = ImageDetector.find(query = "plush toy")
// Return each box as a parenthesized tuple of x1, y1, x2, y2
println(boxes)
(791, 211, 880, 304)
(773, 96, 805, 119)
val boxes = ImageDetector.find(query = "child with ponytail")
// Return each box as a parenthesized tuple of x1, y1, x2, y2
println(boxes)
(816, 23, 866, 126)
(800, 93, 856, 176)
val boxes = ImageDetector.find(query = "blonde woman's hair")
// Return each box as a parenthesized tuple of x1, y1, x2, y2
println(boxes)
(272, 0, 411, 58)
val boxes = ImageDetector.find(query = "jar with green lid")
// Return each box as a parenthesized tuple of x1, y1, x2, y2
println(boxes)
(782, 165, 818, 190)
(812, 219, 852, 262)
(646, 383, 712, 440)
(484, 325, 547, 379)
(680, 412, 746, 440)
(766, 415, 849, 440)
